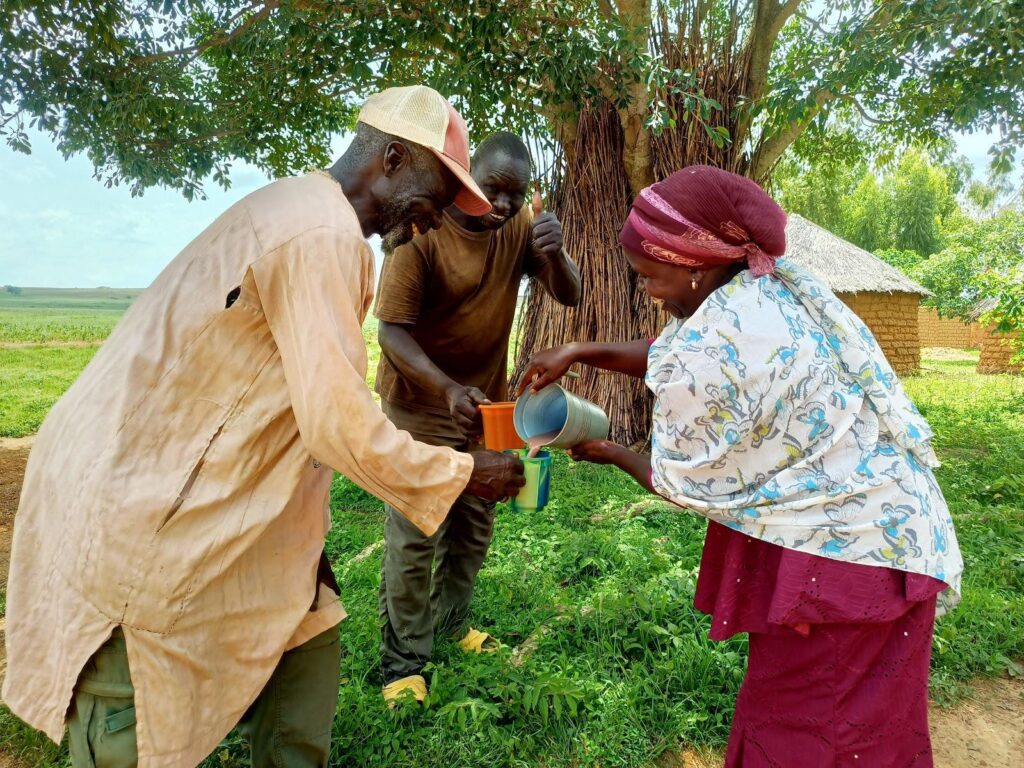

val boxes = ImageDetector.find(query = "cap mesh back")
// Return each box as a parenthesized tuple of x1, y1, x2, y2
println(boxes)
(358, 86, 449, 152)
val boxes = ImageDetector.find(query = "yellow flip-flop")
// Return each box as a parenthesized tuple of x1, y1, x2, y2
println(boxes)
(382, 674, 427, 708)
(458, 628, 500, 654)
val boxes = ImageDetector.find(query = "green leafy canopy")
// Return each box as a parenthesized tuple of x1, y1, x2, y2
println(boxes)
(2, 1, 1023, 199)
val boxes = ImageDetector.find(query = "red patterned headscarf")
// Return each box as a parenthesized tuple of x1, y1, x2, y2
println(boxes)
(619, 166, 787, 277)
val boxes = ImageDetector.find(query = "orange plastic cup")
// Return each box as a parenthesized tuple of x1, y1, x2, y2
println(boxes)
(478, 402, 523, 451)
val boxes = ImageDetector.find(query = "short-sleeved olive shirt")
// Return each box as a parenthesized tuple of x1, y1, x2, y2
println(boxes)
(374, 206, 537, 415)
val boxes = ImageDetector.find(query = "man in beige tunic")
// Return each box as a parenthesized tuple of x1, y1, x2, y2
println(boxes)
(1, 86, 524, 768)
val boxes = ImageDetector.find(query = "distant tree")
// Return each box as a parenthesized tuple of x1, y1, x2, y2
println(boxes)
(845, 172, 885, 253)
(916, 209, 1024, 326)
(965, 175, 1019, 217)
(774, 154, 865, 237)
(874, 248, 924, 275)
(778, 146, 959, 257)
(4, 285, 22, 295)
(882, 148, 956, 257)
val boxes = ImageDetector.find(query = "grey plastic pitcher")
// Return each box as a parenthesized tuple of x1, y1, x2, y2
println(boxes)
(513, 384, 610, 449)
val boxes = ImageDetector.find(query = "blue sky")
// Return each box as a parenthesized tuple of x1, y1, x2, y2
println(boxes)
(0, 127, 1003, 289)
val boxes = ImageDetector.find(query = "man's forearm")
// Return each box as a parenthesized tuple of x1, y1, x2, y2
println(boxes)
(378, 320, 459, 399)
(535, 248, 582, 306)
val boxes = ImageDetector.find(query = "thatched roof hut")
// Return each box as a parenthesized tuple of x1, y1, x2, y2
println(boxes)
(783, 214, 930, 374)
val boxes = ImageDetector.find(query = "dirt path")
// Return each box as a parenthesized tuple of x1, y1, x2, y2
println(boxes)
(0, 438, 31, 611)
(0, 442, 1021, 767)
(928, 676, 1024, 767)
(656, 677, 1023, 768)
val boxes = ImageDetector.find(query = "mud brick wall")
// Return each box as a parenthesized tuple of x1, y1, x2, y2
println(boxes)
(839, 291, 921, 374)
(918, 307, 981, 349)
(969, 322, 986, 347)
(977, 326, 1023, 374)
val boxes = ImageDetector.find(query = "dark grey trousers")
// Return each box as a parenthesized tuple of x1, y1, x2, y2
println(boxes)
(378, 400, 496, 684)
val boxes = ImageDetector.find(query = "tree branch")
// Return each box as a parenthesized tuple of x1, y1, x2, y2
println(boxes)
(611, 0, 655, 195)
(794, 8, 827, 37)
(749, 87, 835, 180)
(844, 94, 902, 126)
(745, 0, 803, 100)
(0, 109, 23, 129)
(113, 1, 282, 74)
(746, 2, 896, 179)
(734, 0, 804, 152)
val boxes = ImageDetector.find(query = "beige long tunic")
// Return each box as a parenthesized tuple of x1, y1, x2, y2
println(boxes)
(1, 174, 474, 767)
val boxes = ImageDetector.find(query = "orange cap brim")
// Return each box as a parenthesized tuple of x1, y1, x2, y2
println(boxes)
(429, 148, 492, 216)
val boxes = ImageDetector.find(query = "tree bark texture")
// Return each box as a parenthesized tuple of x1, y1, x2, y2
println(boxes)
(513, 104, 661, 446)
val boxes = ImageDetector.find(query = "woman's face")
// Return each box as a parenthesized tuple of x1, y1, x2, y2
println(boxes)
(624, 249, 699, 318)
(625, 249, 743, 319)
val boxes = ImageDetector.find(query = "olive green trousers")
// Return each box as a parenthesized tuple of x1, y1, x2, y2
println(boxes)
(67, 624, 342, 767)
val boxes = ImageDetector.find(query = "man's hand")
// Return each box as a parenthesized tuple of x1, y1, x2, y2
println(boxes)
(530, 212, 565, 263)
(445, 383, 490, 437)
(530, 190, 565, 263)
(518, 344, 579, 395)
(465, 450, 526, 501)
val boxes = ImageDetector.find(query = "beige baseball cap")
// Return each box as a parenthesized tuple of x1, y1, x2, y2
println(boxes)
(358, 86, 492, 216)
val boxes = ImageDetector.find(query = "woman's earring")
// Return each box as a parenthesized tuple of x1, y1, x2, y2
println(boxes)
(690, 271, 700, 290)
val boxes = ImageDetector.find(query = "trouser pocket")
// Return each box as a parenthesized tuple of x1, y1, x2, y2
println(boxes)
(68, 629, 138, 768)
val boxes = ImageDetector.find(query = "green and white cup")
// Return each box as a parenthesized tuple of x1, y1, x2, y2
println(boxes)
(504, 448, 552, 512)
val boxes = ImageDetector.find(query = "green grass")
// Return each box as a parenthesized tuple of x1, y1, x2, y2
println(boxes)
(0, 315, 380, 441)
(363, 316, 381, 392)
(903, 352, 1024, 700)
(0, 346, 100, 437)
(0, 288, 138, 343)
(1, 296, 1021, 766)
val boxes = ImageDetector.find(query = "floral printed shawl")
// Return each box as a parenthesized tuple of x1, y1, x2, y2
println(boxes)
(647, 259, 963, 612)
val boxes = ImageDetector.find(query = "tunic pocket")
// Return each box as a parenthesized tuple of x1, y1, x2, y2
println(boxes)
(156, 420, 227, 533)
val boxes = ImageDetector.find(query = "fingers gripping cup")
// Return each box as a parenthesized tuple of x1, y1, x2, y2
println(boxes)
(504, 449, 552, 512)
(513, 385, 610, 452)
(479, 402, 522, 451)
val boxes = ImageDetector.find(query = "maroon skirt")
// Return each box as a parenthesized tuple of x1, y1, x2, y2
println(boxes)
(695, 522, 946, 767)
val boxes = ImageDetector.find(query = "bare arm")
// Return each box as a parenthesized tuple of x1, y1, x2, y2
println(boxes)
(531, 246, 582, 306)
(568, 440, 655, 493)
(378, 320, 489, 436)
(527, 195, 582, 307)
(518, 339, 651, 394)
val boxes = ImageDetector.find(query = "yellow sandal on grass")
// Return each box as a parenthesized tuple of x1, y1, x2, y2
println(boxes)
(458, 628, 500, 654)
(382, 674, 427, 708)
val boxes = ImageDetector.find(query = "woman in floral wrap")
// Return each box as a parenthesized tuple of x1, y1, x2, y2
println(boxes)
(521, 166, 962, 767)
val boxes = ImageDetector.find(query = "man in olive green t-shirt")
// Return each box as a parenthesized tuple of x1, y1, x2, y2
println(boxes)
(374, 132, 581, 702)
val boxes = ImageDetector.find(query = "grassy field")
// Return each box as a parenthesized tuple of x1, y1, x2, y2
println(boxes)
(0, 287, 139, 343)
(1, 292, 1022, 767)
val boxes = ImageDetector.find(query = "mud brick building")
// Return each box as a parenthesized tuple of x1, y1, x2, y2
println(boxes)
(918, 307, 984, 349)
(972, 298, 1023, 374)
(783, 214, 929, 375)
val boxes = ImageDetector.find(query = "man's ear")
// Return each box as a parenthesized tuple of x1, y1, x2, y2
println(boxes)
(382, 141, 410, 178)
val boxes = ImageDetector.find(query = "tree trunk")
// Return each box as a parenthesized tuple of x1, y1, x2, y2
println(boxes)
(513, 102, 659, 446)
